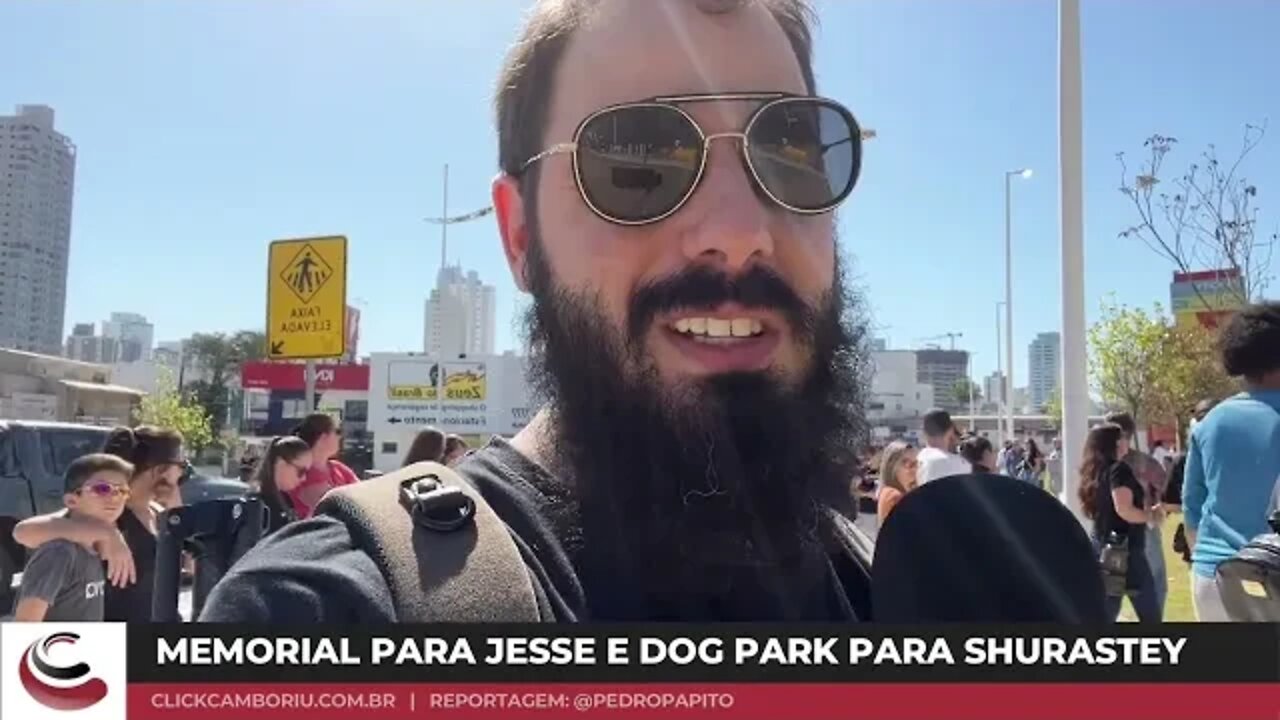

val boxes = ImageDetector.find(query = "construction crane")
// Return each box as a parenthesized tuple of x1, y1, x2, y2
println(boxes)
(915, 332, 964, 350)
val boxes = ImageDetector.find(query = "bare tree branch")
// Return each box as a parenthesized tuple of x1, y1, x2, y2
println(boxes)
(1116, 122, 1274, 311)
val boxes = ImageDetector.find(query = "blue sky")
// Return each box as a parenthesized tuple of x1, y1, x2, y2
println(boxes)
(3, 0, 1277, 386)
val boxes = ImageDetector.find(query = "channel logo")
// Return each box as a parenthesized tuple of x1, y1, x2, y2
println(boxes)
(1, 623, 126, 719)
(19, 632, 107, 710)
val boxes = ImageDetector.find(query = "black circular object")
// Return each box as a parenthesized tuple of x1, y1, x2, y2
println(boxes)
(871, 473, 1108, 623)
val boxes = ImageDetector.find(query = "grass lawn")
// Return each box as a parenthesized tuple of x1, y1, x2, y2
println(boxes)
(1118, 515, 1195, 622)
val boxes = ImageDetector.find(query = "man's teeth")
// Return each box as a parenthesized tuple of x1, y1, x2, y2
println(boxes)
(671, 317, 764, 338)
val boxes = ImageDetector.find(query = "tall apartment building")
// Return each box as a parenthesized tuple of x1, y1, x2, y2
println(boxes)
(984, 371, 1007, 407)
(423, 265, 496, 358)
(915, 348, 970, 413)
(0, 105, 76, 354)
(1028, 331, 1062, 409)
(101, 312, 153, 362)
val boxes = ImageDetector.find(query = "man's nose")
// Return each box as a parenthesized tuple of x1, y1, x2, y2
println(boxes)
(679, 140, 775, 272)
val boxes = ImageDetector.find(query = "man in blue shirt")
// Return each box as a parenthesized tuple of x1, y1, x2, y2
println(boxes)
(1184, 301, 1280, 621)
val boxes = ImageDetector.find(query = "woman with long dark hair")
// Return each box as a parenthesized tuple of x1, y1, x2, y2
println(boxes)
(402, 427, 446, 466)
(250, 436, 312, 532)
(289, 413, 358, 518)
(1019, 437, 1046, 486)
(1078, 423, 1160, 622)
(13, 426, 186, 623)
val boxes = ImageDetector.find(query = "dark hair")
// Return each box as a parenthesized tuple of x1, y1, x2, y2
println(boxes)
(1219, 301, 1280, 382)
(64, 453, 134, 494)
(102, 426, 183, 476)
(1078, 423, 1123, 519)
(958, 435, 993, 472)
(921, 409, 954, 438)
(402, 428, 447, 466)
(252, 436, 311, 520)
(496, 0, 818, 200)
(444, 434, 470, 457)
(293, 413, 337, 448)
(1024, 437, 1041, 464)
(1103, 411, 1136, 438)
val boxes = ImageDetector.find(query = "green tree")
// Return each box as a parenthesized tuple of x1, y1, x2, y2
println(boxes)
(136, 370, 213, 454)
(951, 378, 981, 408)
(1087, 299, 1168, 423)
(1145, 321, 1239, 445)
(1043, 386, 1063, 431)
(185, 330, 265, 438)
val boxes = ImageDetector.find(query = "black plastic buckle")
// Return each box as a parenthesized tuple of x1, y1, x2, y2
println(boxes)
(398, 475, 476, 532)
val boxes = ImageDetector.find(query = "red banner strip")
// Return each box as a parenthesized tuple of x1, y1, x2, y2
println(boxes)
(129, 682, 1280, 720)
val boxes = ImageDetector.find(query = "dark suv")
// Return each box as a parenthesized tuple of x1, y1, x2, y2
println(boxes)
(0, 420, 248, 609)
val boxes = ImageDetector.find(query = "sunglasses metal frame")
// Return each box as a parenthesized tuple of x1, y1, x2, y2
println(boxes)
(522, 92, 863, 226)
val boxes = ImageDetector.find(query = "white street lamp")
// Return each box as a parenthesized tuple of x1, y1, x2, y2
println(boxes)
(1004, 168, 1032, 448)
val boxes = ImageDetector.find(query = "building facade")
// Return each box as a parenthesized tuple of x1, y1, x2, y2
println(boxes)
(1028, 331, 1062, 409)
(983, 371, 1007, 409)
(423, 265, 496, 358)
(0, 105, 76, 354)
(915, 348, 970, 413)
(64, 313, 153, 364)
(868, 350, 935, 426)
(101, 312, 153, 362)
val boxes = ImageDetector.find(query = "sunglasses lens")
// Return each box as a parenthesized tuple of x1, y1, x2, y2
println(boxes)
(89, 483, 124, 498)
(747, 99, 860, 212)
(576, 105, 703, 223)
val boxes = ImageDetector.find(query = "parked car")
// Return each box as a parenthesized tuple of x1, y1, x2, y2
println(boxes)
(0, 420, 248, 608)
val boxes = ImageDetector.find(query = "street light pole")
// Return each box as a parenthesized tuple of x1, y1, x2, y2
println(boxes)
(1004, 168, 1031, 446)
(995, 301, 1006, 445)
(968, 352, 975, 432)
(423, 166, 496, 356)
(1059, 0, 1088, 525)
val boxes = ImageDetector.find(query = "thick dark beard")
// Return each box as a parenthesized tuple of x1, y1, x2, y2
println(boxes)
(520, 231, 871, 620)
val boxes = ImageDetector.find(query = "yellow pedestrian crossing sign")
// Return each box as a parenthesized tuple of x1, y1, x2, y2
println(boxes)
(267, 235, 348, 360)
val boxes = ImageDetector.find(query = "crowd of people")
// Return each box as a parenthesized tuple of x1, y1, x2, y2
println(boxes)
(859, 301, 1280, 622)
(6, 414, 477, 623)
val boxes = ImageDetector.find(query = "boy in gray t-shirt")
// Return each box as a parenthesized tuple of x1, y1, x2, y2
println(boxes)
(13, 454, 133, 622)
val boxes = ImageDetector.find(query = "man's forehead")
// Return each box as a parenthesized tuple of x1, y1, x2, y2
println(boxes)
(554, 0, 807, 112)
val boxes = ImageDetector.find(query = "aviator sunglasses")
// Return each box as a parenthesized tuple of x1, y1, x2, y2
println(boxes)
(522, 93, 863, 226)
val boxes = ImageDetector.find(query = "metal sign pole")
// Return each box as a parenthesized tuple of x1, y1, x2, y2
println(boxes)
(305, 359, 317, 411)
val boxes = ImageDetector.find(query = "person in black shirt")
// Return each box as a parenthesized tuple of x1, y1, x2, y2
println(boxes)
(202, 0, 876, 623)
(14, 426, 186, 623)
(250, 436, 313, 534)
(1163, 452, 1192, 565)
(1078, 423, 1160, 622)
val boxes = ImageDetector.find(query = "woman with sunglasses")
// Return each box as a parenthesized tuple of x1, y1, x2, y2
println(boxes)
(288, 413, 358, 519)
(876, 441, 919, 526)
(250, 436, 313, 533)
(13, 425, 185, 622)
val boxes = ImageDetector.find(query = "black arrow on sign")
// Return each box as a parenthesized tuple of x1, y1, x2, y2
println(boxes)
(388, 417, 402, 425)
(270, 340, 285, 356)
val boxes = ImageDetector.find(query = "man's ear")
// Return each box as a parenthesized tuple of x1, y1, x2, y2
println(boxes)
(493, 173, 531, 292)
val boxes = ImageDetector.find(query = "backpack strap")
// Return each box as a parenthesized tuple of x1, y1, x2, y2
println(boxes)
(315, 461, 541, 622)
